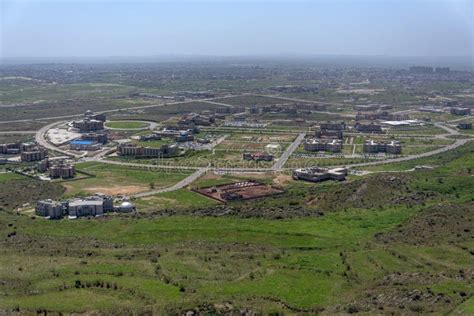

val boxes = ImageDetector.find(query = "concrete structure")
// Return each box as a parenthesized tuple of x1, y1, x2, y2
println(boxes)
(1, 142, 39, 155)
(36, 199, 65, 219)
(21, 147, 48, 162)
(435, 67, 450, 74)
(320, 121, 346, 130)
(117, 143, 178, 158)
(139, 134, 162, 141)
(409, 66, 433, 74)
(84, 110, 107, 122)
(179, 113, 215, 126)
(363, 140, 402, 154)
(49, 162, 75, 179)
(419, 106, 444, 113)
(356, 111, 408, 121)
(293, 167, 347, 182)
(457, 122, 472, 130)
(73, 118, 104, 132)
(450, 107, 471, 116)
(304, 138, 342, 153)
(354, 122, 383, 133)
(73, 111, 105, 132)
(36, 195, 133, 219)
(156, 128, 195, 142)
(68, 195, 114, 218)
(243, 152, 274, 162)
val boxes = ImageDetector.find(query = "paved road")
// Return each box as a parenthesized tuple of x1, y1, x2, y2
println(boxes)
(333, 122, 472, 169)
(335, 138, 470, 169)
(132, 167, 208, 198)
(0, 131, 37, 134)
(0, 94, 247, 124)
(272, 132, 306, 171)
(35, 121, 82, 158)
(200, 100, 234, 108)
(255, 94, 346, 107)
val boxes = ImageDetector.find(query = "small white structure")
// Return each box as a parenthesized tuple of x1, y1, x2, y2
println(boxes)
(118, 201, 135, 213)
(265, 143, 281, 154)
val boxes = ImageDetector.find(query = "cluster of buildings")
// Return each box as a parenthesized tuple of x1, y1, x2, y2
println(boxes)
(355, 111, 407, 121)
(37, 158, 75, 179)
(179, 112, 215, 126)
(117, 143, 178, 158)
(69, 111, 109, 151)
(36, 194, 135, 219)
(409, 66, 450, 74)
(72, 110, 106, 132)
(1, 142, 48, 162)
(155, 127, 195, 142)
(304, 138, 342, 153)
(175, 90, 215, 99)
(354, 122, 383, 133)
(293, 167, 348, 182)
(363, 140, 402, 154)
(306, 121, 346, 153)
(243, 152, 274, 162)
(316, 121, 345, 139)
(69, 131, 108, 151)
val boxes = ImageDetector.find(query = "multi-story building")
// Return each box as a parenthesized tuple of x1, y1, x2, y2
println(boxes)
(1, 142, 38, 155)
(36, 199, 65, 219)
(409, 66, 433, 74)
(117, 143, 178, 158)
(354, 122, 383, 133)
(363, 140, 402, 154)
(73, 118, 104, 132)
(36, 195, 134, 219)
(304, 138, 342, 153)
(49, 163, 75, 179)
(356, 111, 408, 121)
(21, 148, 48, 162)
(320, 121, 346, 130)
(84, 110, 106, 122)
(457, 122, 472, 130)
(450, 107, 471, 116)
(293, 167, 347, 182)
(435, 67, 450, 74)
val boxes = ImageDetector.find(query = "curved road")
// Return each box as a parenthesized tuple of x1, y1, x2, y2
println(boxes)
(32, 105, 473, 196)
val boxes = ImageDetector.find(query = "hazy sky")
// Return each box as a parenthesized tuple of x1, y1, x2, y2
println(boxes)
(1, 0, 473, 58)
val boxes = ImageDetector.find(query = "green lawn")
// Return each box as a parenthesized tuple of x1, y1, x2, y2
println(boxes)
(62, 162, 191, 197)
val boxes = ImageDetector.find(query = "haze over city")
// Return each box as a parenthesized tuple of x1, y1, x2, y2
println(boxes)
(1, 0, 473, 59)
(0, 0, 474, 314)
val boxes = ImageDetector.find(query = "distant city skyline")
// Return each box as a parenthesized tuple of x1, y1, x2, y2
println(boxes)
(1, 0, 473, 58)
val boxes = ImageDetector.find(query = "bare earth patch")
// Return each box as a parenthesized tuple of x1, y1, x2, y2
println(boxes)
(273, 173, 292, 187)
(64, 184, 146, 195)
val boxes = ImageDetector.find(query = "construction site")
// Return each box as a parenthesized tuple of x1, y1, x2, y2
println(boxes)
(193, 180, 285, 202)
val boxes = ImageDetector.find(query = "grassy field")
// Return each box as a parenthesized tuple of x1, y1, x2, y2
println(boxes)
(61, 162, 191, 197)
(0, 140, 472, 314)
(105, 121, 150, 129)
